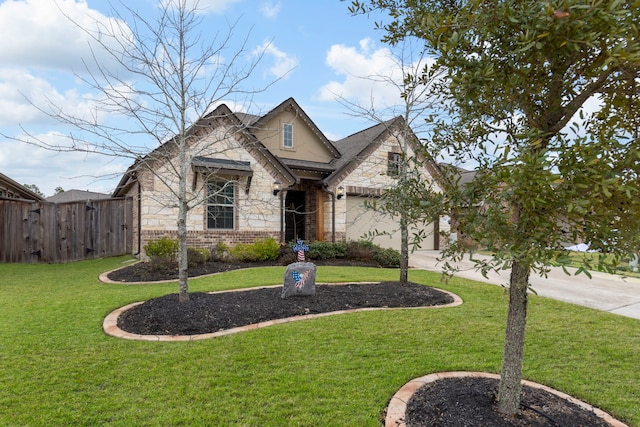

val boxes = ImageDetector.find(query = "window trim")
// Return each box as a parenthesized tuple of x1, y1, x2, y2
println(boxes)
(283, 122, 293, 149)
(206, 180, 235, 230)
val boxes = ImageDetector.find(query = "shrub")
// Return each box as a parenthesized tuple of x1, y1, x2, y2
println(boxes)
(373, 247, 401, 268)
(253, 237, 280, 261)
(228, 238, 280, 262)
(144, 236, 178, 259)
(187, 247, 209, 268)
(209, 242, 229, 262)
(144, 237, 179, 271)
(346, 240, 376, 260)
(307, 241, 348, 260)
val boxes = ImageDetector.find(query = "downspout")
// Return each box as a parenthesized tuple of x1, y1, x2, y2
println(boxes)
(279, 190, 284, 243)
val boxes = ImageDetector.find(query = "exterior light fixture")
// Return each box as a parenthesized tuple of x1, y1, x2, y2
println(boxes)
(272, 181, 281, 196)
(336, 185, 345, 200)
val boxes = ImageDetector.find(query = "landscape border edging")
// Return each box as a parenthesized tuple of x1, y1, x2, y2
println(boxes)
(385, 371, 629, 427)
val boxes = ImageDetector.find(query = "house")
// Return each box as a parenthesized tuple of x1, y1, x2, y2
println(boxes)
(45, 189, 112, 203)
(0, 172, 45, 201)
(112, 98, 447, 255)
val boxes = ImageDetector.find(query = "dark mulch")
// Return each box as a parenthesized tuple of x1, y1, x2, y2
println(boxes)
(106, 258, 381, 283)
(109, 260, 616, 427)
(405, 377, 611, 427)
(116, 281, 453, 336)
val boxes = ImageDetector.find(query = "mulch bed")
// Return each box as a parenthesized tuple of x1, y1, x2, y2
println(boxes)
(116, 281, 453, 336)
(107, 259, 619, 427)
(405, 376, 611, 427)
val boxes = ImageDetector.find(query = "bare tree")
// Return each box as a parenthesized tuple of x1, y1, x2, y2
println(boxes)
(12, 0, 282, 302)
(337, 40, 446, 282)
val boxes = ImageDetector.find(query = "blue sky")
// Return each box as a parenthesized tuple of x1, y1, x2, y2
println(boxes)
(0, 0, 423, 197)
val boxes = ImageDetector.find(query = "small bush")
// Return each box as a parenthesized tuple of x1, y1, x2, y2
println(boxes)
(187, 247, 209, 268)
(373, 247, 401, 267)
(346, 240, 376, 260)
(144, 237, 179, 271)
(209, 242, 229, 262)
(229, 238, 280, 262)
(307, 241, 348, 260)
(253, 237, 280, 261)
(144, 236, 178, 259)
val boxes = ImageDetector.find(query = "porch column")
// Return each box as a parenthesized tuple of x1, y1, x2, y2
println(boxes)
(316, 190, 324, 241)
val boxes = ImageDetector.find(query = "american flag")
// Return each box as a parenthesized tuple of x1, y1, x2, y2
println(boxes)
(292, 270, 310, 288)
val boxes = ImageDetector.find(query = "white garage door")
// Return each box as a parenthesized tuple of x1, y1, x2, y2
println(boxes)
(345, 196, 435, 250)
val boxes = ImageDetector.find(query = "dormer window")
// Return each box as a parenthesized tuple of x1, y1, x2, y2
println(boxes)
(283, 123, 293, 148)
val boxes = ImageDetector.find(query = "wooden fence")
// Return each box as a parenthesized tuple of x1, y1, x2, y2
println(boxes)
(0, 197, 133, 263)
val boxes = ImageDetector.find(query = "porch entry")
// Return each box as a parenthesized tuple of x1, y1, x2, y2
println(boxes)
(284, 190, 305, 242)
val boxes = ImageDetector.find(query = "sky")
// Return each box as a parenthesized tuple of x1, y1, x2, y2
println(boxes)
(0, 0, 426, 197)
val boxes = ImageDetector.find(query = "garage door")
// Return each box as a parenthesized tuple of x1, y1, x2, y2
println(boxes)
(345, 196, 435, 250)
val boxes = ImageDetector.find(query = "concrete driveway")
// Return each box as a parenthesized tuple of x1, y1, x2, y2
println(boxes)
(410, 250, 640, 320)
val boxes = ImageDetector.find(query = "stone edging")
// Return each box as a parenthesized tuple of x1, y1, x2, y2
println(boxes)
(103, 283, 463, 341)
(385, 371, 629, 427)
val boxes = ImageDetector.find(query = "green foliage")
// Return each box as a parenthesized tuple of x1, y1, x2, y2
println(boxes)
(229, 237, 280, 262)
(187, 247, 209, 268)
(345, 240, 401, 267)
(144, 236, 178, 259)
(373, 247, 401, 268)
(307, 241, 348, 260)
(252, 237, 280, 261)
(352, 0, 640, 415)
(209, 242, 229, 262)
(144, 237, 179, 271)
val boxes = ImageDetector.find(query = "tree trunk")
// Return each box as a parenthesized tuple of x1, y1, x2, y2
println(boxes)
(400, 211, 409, 283)
(497, 259, 530, 415)
(177, 200, 189, 303)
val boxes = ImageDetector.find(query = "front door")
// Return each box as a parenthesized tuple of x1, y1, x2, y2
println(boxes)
(285, 190, 305, 242)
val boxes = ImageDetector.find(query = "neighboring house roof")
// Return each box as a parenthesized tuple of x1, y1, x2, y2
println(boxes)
(439, 163, 477, 188)
(45, 189, 112, 203)
(0, 172, 45, 201)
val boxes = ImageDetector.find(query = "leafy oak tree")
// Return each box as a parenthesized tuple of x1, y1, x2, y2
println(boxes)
(351, 0, 640, 416)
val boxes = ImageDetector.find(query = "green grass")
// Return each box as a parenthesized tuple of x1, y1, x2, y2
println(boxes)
(1, 257, 639, 426)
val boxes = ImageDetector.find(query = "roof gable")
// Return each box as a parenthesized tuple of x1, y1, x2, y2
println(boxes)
(250, 98, 341, 161)
(323, 116, 444, 187)
(113, 103, 298, 197)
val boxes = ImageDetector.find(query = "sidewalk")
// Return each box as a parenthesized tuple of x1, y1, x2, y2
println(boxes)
(409, 250, 640, 320)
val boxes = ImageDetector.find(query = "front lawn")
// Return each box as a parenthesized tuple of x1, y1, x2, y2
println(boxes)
(0, 257, 638, 426)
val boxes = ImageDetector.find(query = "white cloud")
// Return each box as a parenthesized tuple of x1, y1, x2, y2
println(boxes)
(318, 38, 428, 111)
(255, 41, 298, 80)
(0, 0, 130, 75)
(260, 1, 281, 18)
(0, 68, 113, 126)
(0, 134, 127, 196)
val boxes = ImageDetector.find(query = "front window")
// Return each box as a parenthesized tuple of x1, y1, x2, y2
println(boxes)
(207, 180, 235, 229)
(283, 123, 293, 148)
(387, 152, 401, 177)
